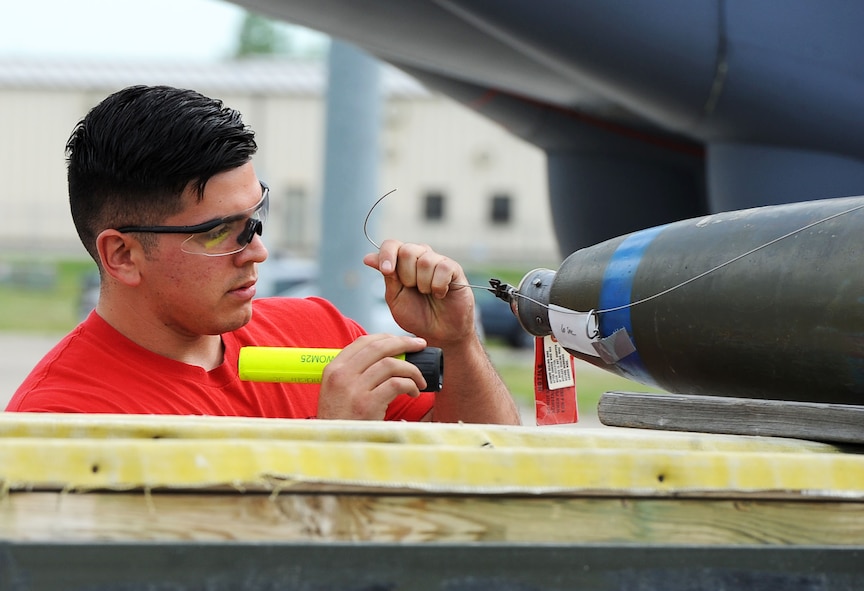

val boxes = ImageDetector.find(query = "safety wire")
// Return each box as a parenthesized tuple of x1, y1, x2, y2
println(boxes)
(363, 189, 492, 292)
(364, 190, 864, 317)
(593, 200, 864, 316)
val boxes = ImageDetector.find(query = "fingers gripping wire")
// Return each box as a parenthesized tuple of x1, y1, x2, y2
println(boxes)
(363, 189, 496, 293)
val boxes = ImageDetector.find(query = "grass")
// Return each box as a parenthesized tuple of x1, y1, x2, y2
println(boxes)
(0, 257, 96, 333)
(487, 344, 661, 424)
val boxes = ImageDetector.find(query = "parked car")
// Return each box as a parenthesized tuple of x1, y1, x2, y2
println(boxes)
(279, 275, 486, 340)
(77, 271, 100, 321)
(277, 278, 411, 336)
(470, 275, 534, 349)
(76, 255, 317, 321)
(255, 255, 318, 298)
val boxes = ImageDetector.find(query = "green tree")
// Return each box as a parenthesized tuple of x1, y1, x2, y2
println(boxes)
(234, 13, 290, 58)
(232, 12, 329, 60)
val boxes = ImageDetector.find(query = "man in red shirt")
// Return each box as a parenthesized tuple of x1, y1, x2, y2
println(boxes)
(7, 85, 520, 425)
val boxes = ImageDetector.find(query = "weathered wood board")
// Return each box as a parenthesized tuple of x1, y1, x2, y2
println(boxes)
(598, 391, 864, 444)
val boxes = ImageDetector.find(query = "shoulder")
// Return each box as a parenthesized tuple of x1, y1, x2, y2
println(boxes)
(6, 312, 156, 412)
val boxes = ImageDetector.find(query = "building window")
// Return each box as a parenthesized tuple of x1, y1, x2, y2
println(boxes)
(424, 192, 445, 222)
(282, 185, 308, 250)
(489, 193, 512, 225)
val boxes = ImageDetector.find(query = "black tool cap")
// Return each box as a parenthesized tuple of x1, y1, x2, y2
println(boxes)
(405, 347, 443, 392)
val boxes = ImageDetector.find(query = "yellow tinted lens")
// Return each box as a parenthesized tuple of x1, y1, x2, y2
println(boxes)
(182, 220, 244, 254)
(202, 224, 234, 249)
(179, 187, 267, 256)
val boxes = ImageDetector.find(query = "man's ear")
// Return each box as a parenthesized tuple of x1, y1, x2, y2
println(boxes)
(95, 229, 143, 287)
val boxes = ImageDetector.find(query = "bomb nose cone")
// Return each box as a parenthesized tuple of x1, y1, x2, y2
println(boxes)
(512, 268, 556, 337)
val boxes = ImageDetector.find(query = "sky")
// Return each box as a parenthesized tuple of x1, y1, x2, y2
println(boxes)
(0, 0, 326, 61)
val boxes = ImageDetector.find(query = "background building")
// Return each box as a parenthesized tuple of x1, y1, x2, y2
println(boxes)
(0, 57, 560, 268)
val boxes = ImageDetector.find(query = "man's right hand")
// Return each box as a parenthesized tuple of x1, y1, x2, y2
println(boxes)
(315, 333, 429, 420)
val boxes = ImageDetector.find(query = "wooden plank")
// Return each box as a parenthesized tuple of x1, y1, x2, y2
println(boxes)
(598, 391, 864, 444)
(2, 491, 864, 546)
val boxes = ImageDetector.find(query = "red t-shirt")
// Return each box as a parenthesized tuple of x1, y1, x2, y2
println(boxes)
(6, 297, 434, 420)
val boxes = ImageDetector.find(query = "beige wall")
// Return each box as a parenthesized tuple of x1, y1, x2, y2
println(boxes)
(381, 97, 553, 264)
(0, 81, 560, 267)
(2, 88, 88, 255)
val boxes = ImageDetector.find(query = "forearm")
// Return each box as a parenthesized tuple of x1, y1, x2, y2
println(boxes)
(430, 336, 522, 425)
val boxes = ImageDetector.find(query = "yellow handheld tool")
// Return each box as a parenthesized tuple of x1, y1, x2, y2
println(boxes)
(238, 346, 443, 392)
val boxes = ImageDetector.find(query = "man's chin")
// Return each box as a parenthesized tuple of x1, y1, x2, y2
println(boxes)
(215, 304, 254, 334)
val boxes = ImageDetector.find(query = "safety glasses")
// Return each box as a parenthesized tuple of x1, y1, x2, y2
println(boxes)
(116, 182, 269, 256)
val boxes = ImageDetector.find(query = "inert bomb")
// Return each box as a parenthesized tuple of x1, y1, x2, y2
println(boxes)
(497, 195, 864, 405)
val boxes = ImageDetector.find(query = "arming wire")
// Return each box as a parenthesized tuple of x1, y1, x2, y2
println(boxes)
(576, 201, 864, 317)
(363, 189, 495, 293)
(362, 189, 397, 250)
(363, 190, 864, 318)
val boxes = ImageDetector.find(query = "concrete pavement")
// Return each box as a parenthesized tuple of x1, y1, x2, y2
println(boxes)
(0, 332, 63, 407)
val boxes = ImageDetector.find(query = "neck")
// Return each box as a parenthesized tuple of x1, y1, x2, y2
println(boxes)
(96, 298, 225, 371)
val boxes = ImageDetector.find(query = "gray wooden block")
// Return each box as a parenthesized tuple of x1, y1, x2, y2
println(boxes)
(598, 391, 864, 445)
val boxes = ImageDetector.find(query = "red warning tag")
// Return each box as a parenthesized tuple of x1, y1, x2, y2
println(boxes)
(534, 335, 578, 425)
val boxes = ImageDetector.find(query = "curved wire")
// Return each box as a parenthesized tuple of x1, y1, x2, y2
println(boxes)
(364, 189, 498, 294)
(545, 201, 864, 317)
(363, 188, 864, 317)
(593, 201, 864, 315)
(363, 189, 398, 250)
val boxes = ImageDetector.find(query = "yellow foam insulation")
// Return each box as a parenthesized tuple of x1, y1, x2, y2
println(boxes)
(0, 413, 861, 498)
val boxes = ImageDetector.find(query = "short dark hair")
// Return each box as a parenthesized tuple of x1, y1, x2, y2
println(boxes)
(67, 85, 258, 263)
